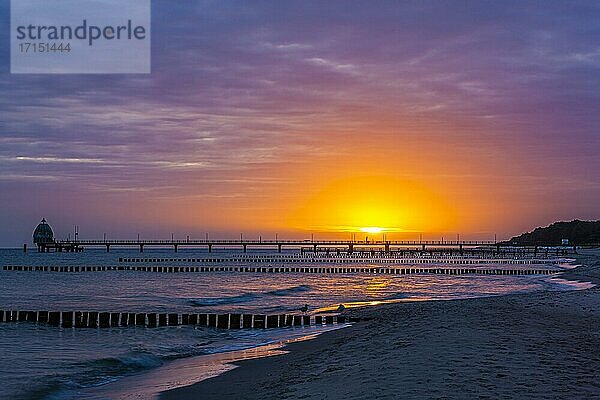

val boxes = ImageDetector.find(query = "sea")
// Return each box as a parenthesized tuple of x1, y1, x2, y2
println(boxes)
(0, 247, 589, 400)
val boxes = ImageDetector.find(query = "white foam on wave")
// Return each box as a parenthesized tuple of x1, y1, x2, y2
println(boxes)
(547, 277, 596, 291)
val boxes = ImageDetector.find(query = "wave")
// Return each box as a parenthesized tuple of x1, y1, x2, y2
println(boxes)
(83, 352, 163, 374)
(10, 381, 64, 400)
(189, 293, 260, 307)
(189, 285, 312, 307)
(15, 352, 165, 400)
(265, 284, 312, 296)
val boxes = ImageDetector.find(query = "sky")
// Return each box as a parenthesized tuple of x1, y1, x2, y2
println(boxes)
(0, 1, 599, 246)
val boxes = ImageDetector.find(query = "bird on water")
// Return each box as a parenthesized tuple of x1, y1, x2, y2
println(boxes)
(300, 304, 309, 314)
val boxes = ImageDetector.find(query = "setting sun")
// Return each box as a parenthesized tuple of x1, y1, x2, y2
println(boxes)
(287, 176, 457, 234)
(360, 227, 384, 234)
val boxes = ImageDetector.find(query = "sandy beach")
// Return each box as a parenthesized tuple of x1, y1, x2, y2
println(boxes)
(161, 249, 600, 400)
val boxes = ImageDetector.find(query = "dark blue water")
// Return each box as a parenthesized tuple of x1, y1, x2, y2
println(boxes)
(0, 248, 582, 399)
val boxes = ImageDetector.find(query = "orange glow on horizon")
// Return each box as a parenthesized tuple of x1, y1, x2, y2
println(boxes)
(286, 176, 457, 234)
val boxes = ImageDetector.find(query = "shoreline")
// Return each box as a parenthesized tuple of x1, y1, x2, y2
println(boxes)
(76, 336, 298, 399)
(77, 325, 349, 400)
(160, 248, 600, 400)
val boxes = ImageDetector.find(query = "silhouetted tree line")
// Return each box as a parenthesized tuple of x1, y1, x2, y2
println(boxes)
(503, 220, 600, 246)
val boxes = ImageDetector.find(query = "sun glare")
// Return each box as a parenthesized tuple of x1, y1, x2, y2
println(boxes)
(360, 227, 384, 234)
(287, 176, 457, 234)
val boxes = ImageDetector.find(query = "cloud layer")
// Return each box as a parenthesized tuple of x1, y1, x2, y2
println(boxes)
(0, 1, 599, 244)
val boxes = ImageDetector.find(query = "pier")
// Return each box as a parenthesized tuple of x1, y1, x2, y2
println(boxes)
(39, 239, 574, 257)
(30, 219, 576, 255)
(45, 238, 506, 254)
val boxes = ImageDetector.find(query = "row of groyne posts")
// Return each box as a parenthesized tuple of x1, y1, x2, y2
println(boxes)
(2, 264, 561, 275)
(0, 310, 353, 330)
(117, 256, 557, 265)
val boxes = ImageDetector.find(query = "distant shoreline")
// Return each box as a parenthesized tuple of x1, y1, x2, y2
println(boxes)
(160, 249, 600, 400)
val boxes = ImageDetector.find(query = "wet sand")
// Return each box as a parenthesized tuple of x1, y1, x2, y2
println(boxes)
(80, 343, 288, 399)
(161, 249, 600, 400)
